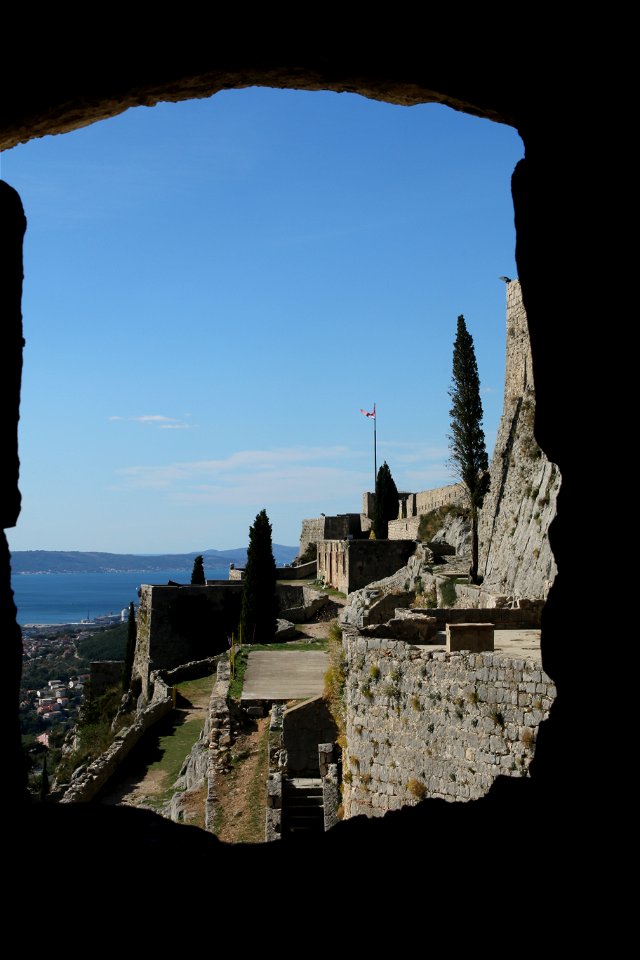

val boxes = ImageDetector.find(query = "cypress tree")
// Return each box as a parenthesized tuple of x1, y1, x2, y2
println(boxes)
(240, 509, 278, 644)
(373, 461, 399, 539)
(448, 314, 490, 584)
(191, 554, 206, 585)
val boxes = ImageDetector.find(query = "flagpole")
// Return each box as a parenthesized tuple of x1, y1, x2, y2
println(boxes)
(360, 403, 378, 508)
(373, 403, 377, 494)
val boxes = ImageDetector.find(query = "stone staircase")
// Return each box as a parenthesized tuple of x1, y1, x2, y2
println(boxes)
(282, 777, 324, 835)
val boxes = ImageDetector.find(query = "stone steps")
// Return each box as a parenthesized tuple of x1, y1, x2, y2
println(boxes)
(282, 777, 324, 835)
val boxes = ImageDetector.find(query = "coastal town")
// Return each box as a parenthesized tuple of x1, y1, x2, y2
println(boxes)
(20, 619, 127, 774)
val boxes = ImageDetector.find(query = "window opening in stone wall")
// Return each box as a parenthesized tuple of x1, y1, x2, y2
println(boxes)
(2, 87, 558, 826)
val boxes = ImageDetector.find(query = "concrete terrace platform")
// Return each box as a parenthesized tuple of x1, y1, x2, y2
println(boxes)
(241, 651, 329, 701)
(429, 628, 542, 661)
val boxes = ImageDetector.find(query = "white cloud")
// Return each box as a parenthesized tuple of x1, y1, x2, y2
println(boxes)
(109, 414, 192, 429)
(110, 441, 455, 515)
(113, 445, 366, 506)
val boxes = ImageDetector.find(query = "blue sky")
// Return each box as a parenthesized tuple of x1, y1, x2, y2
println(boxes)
(1, 88, 523, 553)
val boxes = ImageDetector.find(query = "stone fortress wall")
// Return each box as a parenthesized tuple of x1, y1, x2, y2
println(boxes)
(317, 538, 416, 594)
(387, 483, 466, 540)
(342, 630, 555, 817)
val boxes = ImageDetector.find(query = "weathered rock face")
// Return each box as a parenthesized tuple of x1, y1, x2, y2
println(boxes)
(477, 281, 559, 598)
(430, 513, 472, 558)
(340, 543, 436, 629)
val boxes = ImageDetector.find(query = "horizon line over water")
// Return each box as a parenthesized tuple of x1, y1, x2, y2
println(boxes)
(12, 567, 231, 626)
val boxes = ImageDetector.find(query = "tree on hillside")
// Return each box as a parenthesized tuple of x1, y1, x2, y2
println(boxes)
(191, 554, 206, 585)
(123, 601, 137, 691)
(240, 509, 278, 644)
(448, 314, 490, 584)
(373, 461, 399, 539)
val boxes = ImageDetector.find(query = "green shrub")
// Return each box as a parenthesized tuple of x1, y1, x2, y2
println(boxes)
(323, 622, 346, 738)
(439, 579, 457, 607)
(55, 682, 122, 783)
(298, 541, 317, 564)
(417, 503, 468, 542)
(77, 623, 128, 661)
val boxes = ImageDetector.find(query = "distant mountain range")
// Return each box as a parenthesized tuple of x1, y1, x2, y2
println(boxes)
(11, 545, 299, 575)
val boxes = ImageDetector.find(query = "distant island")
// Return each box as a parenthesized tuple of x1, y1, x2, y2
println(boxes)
(11, 545, 299, 575)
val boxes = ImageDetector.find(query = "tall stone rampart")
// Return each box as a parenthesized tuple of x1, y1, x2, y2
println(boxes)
(415, 483, 466, 516)
(504, 279, 534, 400)
(387, 517, 421, 540)
(477, 281, 559, 597)
(299, 518, 326, 557)
(342, 631, 555, 818)
(134, 583, 242, 700)
(299, 514, 364, 556)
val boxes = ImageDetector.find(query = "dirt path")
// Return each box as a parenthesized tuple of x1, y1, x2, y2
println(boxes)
(213, 715, 270, 843)
(100, 676, 214, 810)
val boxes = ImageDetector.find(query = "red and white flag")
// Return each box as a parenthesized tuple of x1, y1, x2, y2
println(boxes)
(360, 404, 376, 419)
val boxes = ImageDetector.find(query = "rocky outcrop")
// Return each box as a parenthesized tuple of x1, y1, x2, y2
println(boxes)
(361, 611, 439, 643)
(340, 543, 436, 629)
(275, 618, 297, 641)
(429, 514, 471, 559)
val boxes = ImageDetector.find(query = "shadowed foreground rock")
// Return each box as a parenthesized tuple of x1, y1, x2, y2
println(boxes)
(14, 775, 595, 921)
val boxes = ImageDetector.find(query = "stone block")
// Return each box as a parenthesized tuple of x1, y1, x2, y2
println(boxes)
(447, 623, 494, 653)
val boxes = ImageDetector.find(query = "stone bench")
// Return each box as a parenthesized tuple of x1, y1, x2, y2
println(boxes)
(446, 622, 494, 653)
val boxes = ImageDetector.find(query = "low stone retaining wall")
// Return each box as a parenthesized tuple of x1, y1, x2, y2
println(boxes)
(204, 659, 232, 832)
(60, 673, 173, 804)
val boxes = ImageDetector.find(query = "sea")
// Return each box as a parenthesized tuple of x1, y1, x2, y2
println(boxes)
(11, 566, 232, 626)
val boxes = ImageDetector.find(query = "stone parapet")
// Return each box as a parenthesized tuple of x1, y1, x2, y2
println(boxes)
(446, 622, 494, 652)
(204, 659, 232, 832)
